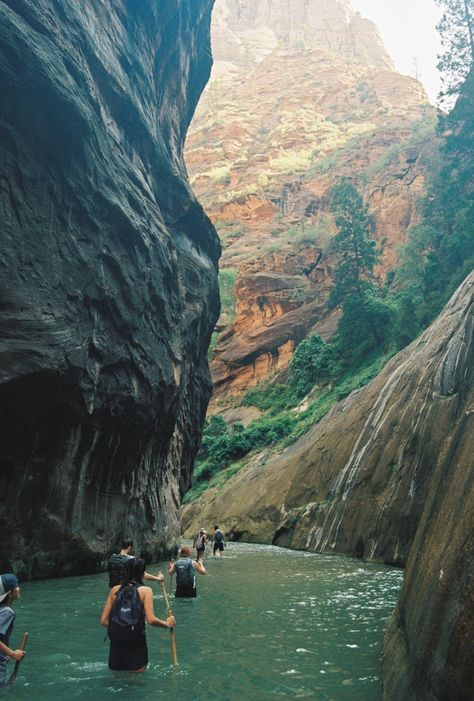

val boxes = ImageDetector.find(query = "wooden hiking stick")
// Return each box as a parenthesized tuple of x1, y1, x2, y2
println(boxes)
(8, 632, 29, 685)
(160, 580, 178, 667)
(169, 559, 174, 594)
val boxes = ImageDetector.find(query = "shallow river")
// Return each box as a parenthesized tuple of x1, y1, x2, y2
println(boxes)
(5, 543, 403, 701)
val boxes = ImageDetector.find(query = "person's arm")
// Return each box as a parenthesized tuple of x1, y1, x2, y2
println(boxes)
(168, 562, 176, 576)
(140, 587, 176, 628)
(194, 560, 206, 574)
(0, 640, 25, 662)
(100, 586, 119, 627)
(144, 571, 165, 584)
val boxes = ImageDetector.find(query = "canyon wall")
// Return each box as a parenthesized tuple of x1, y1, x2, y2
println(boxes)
(0, 0, 220, 578)
(183, 272, 474, 700)
(186, 0, 435, 401)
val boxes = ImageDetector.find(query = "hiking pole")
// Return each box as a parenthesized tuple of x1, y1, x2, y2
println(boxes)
(169, 559, 174, 595)
(8, 632, 29, 685)
(160, 580, 178, 667)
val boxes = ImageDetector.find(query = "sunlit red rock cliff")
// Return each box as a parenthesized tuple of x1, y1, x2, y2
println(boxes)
(186, 0, 436, 401)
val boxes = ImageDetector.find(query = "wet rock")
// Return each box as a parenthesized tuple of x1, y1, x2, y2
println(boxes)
(182, 272, 473, 701)
(0, 0, 220, 578)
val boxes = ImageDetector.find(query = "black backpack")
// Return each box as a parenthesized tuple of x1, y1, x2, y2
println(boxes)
(175, 558, 196, 596)
(108, 584, 145, 644)
(107, 554, 129, 588)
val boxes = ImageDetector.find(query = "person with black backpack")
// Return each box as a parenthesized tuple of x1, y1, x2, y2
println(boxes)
(107, 539, 163, 588)
(211, 525, 226, 557)
(101, 558, 175, 672)
(168, 546, 206, 598)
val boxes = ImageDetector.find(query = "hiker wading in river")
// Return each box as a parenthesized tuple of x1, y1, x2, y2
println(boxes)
(0, 574, 25, 687)
(192, 528, 208, 562)
(101, 558, 175, 672)
(107, 538, 163, 587)
(211, 525, 226, 557)
(168, 546, 206, 598)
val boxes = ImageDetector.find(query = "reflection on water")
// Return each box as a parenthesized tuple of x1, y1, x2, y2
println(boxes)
(7, 543, 403, 700)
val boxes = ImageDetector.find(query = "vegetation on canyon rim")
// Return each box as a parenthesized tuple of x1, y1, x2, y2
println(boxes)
(185, 0, 474, 504)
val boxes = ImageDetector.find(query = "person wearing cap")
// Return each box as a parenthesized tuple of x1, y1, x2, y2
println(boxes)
(192, 528, 208, 562)
(0, 573, 25, 686)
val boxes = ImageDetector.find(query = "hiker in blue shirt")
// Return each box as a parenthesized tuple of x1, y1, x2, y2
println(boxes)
(0, 573, 25, 687)
(211, 525, 226, 557)
(101, 558, 175, 672)
(168, 546, 206, 597)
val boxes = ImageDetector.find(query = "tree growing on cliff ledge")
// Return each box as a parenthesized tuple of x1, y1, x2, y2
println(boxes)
(328, 178, 377, 308)
(436, 0, 474, 101)
(328, 179, 392, 360)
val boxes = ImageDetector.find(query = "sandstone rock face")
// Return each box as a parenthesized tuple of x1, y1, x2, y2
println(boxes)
(211, 0, 394, 74)
(182, 272, 474, 700)
(212, 246, 338, 394)
(186, 0, 435, 401)
(0, 0, 220, 578)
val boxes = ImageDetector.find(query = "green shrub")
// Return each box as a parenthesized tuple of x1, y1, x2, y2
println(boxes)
(241, 383, 300, 413)
(291, 334, 342, 393)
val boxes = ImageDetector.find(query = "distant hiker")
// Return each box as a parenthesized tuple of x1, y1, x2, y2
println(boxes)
(107, 539, 163, 587)
(212, 525, 226, 557)
(0, 574, 25, 687)
(168, 546, 206, 598)
(192, 529, 208, 562)
(101, 558, 175, 673)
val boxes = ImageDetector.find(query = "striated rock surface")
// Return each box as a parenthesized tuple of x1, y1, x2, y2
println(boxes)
(0, 0, 220, 578)
(186, 0, 435, 401)
(183, 272, 474, 700)
(212, 245, 338, 394)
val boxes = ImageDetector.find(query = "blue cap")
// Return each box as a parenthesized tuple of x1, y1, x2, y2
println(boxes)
(0, 573, 19, 603)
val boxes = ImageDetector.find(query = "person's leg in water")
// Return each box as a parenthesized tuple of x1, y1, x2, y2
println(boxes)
(213, 543, 224, 557)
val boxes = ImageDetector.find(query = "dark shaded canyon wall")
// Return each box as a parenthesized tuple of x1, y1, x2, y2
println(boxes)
(0, 0, 220, 578)
(183, 273, 473, 699)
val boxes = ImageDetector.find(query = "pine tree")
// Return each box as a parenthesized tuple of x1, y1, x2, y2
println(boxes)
(435, 0, 474, 101)
(328, 178, 378, 308)
(328, 179, 392, 357)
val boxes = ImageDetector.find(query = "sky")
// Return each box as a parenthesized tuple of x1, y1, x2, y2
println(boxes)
(351, 0, 443, 103)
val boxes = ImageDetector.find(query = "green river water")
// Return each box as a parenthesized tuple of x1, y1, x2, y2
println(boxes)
(4, 543, 403, 701)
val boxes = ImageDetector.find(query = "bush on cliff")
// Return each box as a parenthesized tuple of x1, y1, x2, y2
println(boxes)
(290, 333, 341, 393)
(196, 412, 297, 478)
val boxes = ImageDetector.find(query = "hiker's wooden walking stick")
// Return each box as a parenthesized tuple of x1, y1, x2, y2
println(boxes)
(160, 580, 178, 667)
(169, 559, 174, 595)
(8, 632, 29, 685)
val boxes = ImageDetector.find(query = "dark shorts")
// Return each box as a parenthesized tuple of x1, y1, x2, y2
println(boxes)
(213, 542, 224, 553)
(196, 548, 205, 557)
(108, 637, 148, 671)
(175, 586, 197, 598)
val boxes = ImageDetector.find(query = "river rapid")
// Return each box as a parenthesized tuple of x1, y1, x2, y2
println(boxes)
(5, 543, 403, 701)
